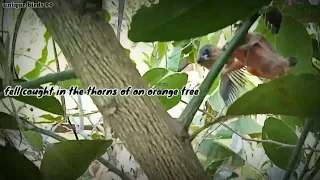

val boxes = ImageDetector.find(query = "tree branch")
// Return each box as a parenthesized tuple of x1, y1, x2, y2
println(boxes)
(191, 110, 320, 153)
(284, 118, 315, 180)
(32, 0, 210, 179)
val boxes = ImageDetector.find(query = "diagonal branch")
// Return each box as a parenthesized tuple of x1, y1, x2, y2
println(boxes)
(284, 118, 315, 180)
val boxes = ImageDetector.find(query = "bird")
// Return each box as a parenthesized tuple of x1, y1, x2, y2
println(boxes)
(197, 32, 297, 106)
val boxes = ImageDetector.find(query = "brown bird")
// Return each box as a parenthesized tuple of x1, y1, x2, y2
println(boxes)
(197, 32, 297, 106)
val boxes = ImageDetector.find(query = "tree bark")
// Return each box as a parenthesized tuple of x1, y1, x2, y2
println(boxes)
(32, 1, 209, 180)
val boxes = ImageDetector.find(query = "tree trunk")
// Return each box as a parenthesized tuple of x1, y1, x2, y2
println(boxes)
(32, 1, 209, 180)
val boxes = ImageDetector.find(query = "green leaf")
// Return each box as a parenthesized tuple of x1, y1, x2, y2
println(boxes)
(199, 36, 210, 51)
(208, 75, 221, 95)
(168, 45, 183, 71)
(241, 163, 264, 179)
(312, 39, 320, 60)
(182, 44, 193, 55)
(281, 4, 320, 23)
(0, 144, 43, 180)
(142, 68, 168, 87)
(104, 10, 111, 22)
(15, 95, 63, 115)
(24, 30, 51, 80)
(3, 79, 63, 115)
(222, 28, 232, 41)
(22, 131, 44, 151)
(0, 112, 19, 130)
(254, 17, 277, 45)
(157, 42, 166, 60)
(128, 0, 271, 42)
(199, 139, 237, 166)
(208, 90, 225, 113)
(40, 140, 112, 180)
(215, 117, 262, 139)
(262, 117, 299, 169)
(279, 115, 303, 131)
(276, 15, 314, 74)
(209, 31, 222, 45)
(60, 79, 84, 89)
(206, 160, 224, 179)
(153, 73, 188, 110)
(40, 114, 63, 122)
(227, 73, 320, 117)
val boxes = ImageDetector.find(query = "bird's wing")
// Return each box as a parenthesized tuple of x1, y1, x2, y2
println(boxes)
(219, 67, 256, 107)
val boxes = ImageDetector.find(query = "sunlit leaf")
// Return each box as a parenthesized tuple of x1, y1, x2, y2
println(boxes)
(24, 30, 51, 80)
(199, 36, 210, 51)
(142, 68, 168, 87)
(215, 116, 262, 139)
(168, 45, 182, 71)
(209, 31, 222, 46)
(157, 42, 166, 60)
(153, 73, 188, 110)
(199, 139, 241, 168)
(60, 79, 84, 90)
(22, 131, 44, 151)
(40, 114, 63, 122)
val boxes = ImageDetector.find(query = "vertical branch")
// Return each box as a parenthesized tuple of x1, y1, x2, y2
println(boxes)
(298, 133, 319, 180)
(180, 14, 260, 130)
(284, 118, 315, 180)
(306, 155, 320, 180)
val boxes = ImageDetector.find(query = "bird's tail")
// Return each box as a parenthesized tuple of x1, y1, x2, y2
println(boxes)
(219, 67, 260, 107)
(287, 57, 297, 67)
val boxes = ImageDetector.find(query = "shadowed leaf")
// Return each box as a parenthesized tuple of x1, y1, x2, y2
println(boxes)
(128, 0, 271, 42)
(0, 144, 43, 180)
(227, 73, 320, 117)
(40, 140, 112, 180)
(262, 117, 299, 169)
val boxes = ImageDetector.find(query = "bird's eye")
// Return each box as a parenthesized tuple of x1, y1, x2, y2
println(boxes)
(205, 48, 210, 56)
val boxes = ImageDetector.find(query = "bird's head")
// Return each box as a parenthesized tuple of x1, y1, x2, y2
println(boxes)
(197, 44, 222, 69)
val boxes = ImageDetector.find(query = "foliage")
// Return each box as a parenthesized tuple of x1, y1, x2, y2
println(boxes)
(40, 140, 112, 180)
(128, 0, 271, 42)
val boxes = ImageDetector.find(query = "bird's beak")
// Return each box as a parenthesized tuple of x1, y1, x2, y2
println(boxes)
(197, 55, 209, 63)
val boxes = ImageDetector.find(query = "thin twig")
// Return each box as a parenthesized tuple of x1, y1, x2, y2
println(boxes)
(191, 110, 320, 153)
(306, 154, 320, 180)
(67, 117, 79, 140)
(11, 2, 26, 78)
(284, 118, 315, 180)
(298, 134, 320, 180)
(14, 53, 56, 73)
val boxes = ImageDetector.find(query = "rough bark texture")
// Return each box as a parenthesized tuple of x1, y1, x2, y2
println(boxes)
(32, 1, 209, 180)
